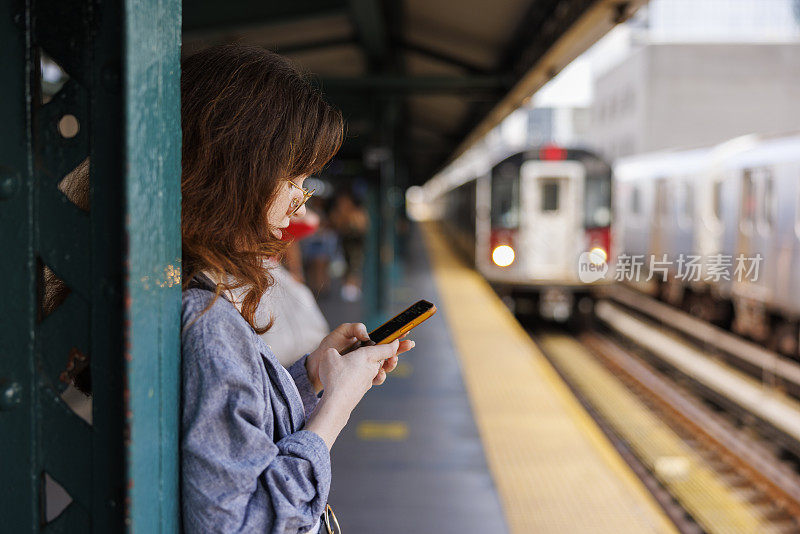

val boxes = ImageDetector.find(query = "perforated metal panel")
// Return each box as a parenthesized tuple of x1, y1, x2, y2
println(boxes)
(0, 1, 181, 531)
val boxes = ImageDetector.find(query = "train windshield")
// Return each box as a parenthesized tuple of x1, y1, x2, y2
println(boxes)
(584, 176, 611, 228)
(491, 161, 520, 229)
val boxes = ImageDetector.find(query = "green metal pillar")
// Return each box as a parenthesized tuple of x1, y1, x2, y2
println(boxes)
(379, 100, 398, 313)
(361, 97, 404, 327)
(123, 0, 182, 530)
(0, 0, 181, 531)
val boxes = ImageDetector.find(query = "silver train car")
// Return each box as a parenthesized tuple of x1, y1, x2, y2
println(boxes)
(423, 145, 614, 321)
(614, 132, 800, 357)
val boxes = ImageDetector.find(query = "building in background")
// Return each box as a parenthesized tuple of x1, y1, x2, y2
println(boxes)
(495, 105, 590, 150)
(589, 0, 800, 160)
(439, 0, 800, 172)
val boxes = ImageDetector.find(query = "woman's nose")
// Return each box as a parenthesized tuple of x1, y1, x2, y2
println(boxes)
(292, 202, 307, 218)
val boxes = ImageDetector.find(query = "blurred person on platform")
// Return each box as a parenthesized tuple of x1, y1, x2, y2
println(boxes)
(300, 196, 338, 295)
(329, 190, 368, 302)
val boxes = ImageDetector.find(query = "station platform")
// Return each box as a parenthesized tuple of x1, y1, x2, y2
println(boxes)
(317, 223, 677, 534)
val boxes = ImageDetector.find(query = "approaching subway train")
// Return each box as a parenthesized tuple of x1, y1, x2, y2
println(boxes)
(614, 132, 800, 357)
(421, 145, 614, 320)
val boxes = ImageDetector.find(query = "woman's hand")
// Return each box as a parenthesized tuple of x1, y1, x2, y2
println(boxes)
(371, 335, 414, 385)
(304, 325, 415, 450)
(306, 323, 414, 393)
(314, 341, 400, 415)
(305, 341, 403, 450)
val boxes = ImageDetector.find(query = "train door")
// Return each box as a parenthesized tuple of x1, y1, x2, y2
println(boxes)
(520, 160, 583, 280)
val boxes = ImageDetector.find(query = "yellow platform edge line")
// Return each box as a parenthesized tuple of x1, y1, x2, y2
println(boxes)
(419, 223, 678, 534)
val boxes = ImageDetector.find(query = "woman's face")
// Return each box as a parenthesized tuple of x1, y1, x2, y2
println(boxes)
(266, 175, 308, 238)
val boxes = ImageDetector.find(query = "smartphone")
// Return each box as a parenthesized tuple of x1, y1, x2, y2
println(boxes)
(341, 300, 437, 354)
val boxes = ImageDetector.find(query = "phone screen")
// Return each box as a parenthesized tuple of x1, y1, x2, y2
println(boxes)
(369, 300, 434, 343)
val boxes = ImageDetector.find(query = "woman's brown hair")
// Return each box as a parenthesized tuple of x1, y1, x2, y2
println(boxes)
(181, 44, 343, 333)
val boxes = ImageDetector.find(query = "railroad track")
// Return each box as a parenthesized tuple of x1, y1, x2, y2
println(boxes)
(603, 284, 800, 399)
(529, 317, 800, 534)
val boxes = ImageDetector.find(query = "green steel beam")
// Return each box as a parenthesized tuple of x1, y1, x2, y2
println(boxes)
(276, 35, 356, 55)
(346, 0, 388, 67)
(1, 0, 181, 531)
(399, 39, 490, 75)
(0, 0, 37, 528)
(90, 0, 127, 529)
(319, 75, 509, 94)
(123, 0, 182, 530)
(183, 0, 347, 34)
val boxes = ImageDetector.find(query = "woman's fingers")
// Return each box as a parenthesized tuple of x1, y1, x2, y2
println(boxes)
(328, 322, 371, 352)
(381, 355, 398, 373)
(372, 368, 387, 385)
(354, 323, 370, 340)
(335, 322, 369, 341)
(397, 339, 415, 356)
(357, 340, 399, 363)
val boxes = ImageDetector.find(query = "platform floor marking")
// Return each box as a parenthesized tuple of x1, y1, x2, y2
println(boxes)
(356, 421, 410, 441)
(420, 223, 677, 534)
(390, 361, 413, 378)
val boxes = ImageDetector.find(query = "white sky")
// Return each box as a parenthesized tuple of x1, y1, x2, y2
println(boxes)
(533, 25, 632, 108)
(531, 0, 800, 109)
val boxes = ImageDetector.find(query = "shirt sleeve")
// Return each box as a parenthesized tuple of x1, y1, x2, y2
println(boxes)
(181, 297, 330, 534)
(288, 353, 322, 419)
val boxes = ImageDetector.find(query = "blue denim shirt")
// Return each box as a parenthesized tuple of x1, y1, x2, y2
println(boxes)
(181, 286, 329, 533)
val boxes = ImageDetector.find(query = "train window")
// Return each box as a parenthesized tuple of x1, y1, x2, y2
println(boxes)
(682, 181, 693, 222)
(759, 170, 775, 230)
(796, 180, 800, 238)
(631, 186, 641, 215)
(742, 169, 755, 224)
(712, 180, 723, 221)
(585, 175, 611, 227)
(491, 162, 520, 229)
(541, 180, 560, 212)
(656, 179, 670, 222)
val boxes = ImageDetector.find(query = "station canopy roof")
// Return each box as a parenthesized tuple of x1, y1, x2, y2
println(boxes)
(182, 0, 644, 184)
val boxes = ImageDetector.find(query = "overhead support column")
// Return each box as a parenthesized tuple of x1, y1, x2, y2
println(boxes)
(346, 0, 397, 322)
(0, 0, 182, 530)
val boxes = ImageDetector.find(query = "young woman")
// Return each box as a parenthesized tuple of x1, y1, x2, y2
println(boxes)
(180, 44, 414, 534)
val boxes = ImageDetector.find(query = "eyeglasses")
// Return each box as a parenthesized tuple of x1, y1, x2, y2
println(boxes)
(287, 178, 315, 216)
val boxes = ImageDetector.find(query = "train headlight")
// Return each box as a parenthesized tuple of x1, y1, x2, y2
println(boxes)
(588, 246, 607, 266)
(492, 245, 515, 267)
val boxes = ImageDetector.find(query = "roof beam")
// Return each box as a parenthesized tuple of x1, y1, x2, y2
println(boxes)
(347, 0, 389, 67)
(276, 36, 356, 55)
(400, 40, 490, 75)
(319, 75, 509, 94)
(182, 0, 347, 34)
